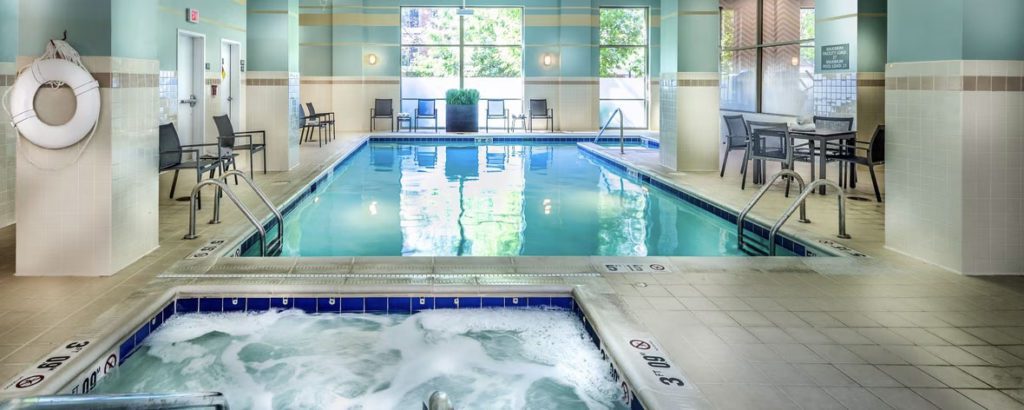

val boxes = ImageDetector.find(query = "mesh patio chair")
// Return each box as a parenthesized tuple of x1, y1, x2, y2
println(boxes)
(721, 115, 750, 177)
(299, 104, 328, 147)
(414, 99, 438, 133)
(370, 99, 394, 132)
(801, 115, 855, 186)
(833, 125, 885, 202)
(485, 99, 510, 132)
(743, 121, 793, 193)
(213, 115, 267, 178)
(528, 99, 554, 132)
(306, 103, 335, 141)
(159, 123, 224, 208)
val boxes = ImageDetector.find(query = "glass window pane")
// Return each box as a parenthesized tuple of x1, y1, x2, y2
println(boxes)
(600, 8, 647, 45)
(401, 8, 459, 45)
(762, 0, 807, 44)
(600, 47, 645, 79)
(464, 8, 523, 45)
(720, 48, 757, 112)
(762, 44, 813, 115)
(600, 100, 647, 129)
(720, 0, 758, 48)
(401, 46, 460, 100)
(600, 78, 645, 100)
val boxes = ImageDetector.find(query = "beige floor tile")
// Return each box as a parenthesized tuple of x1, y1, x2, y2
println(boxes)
(809, 344, 868, 364)
(785, 327, 834, 344)
(922, 346, 989, 366)
(795, 364, 858, 387)
(913, 388, 985, 410)
(779, 385, 846, 409)
(824, 386, 893, 409)
(837, 364, 903, 387)
(700, 384, 798, 410)
(870, 387, 940, 410)
(878, 365, 946, 388)
(957, 389, 1024, 409)
(960, 366, 1024, 389)
(918, 366, 989, 389)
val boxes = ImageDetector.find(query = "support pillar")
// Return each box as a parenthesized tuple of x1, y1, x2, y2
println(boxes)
(246, 0, 300, 171)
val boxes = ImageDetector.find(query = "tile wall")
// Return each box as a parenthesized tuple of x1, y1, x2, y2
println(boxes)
(0, 62, 14, 227)
(660, 72, 721, 171)
(245, 71, 299, 171)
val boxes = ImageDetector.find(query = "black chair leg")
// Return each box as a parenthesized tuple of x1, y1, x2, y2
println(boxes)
(248, 150, 255, 179)
(170, 170, 180, 199)
(720, 148, 730, 177)
(741, 159, 749, 190)
(784, 164, 792, 197)
(869, 164, 882, 202)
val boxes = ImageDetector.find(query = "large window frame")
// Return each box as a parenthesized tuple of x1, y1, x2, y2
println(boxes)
(720, 0, 815, 116)
(400, 7, 525, 119)
(599, 6, 650, 130)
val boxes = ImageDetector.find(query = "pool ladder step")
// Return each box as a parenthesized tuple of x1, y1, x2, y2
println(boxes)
(185, 170, 285, 257)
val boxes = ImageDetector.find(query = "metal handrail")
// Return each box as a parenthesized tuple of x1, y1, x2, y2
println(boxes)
(184, 179, 268, 256)
(736, 169, 809, 249)
(0, 392, 229, 410)
(210, 171, 284, 251)
(768, 179, 851, 256)
(594, 108, 625, 154)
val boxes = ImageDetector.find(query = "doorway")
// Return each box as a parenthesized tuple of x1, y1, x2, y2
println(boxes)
(220, 40, 241, 130)
(176, 30, 205, 146)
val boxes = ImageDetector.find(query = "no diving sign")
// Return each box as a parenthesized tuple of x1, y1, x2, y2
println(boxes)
(601, 263, 673, 273)
(2, 340, 92, 394)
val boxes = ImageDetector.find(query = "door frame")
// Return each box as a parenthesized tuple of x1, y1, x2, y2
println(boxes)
(220, 39, 242, 130)
(177, 29, 206, 145)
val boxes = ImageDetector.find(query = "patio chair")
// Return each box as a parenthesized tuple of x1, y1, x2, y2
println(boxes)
(743, 121, 793, 194)
(213, 115, 267, 178)
(306, 103, 335, 142)
(299, 104, 328, 147)
(370, 99, 394, 132)
(721, 114, 750, 177)
(485, 99, 509, 132)
(528, 99, 554, 132)
(832, 125, 885, 202)
(803, 115, 855, 186)
(414, 99, 438, 133)
(159, 123, 223, 207)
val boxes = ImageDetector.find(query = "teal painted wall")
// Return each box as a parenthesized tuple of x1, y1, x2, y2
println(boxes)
(19, 0, 112, 57)
(112, 0, 158, 60)
(0, 0, 16, 62)
(888, 0, 963, 62)
(963, 0, 1024, 60)
(816, 0, 858, 73)
(857, 0, 886, 72)
(157, 0, 247, 71)
(299, 0, 661, 78)
(248, 0, 298, 72)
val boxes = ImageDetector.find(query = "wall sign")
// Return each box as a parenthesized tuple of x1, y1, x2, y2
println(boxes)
(820, 44, 850, 71)
(186, 8, 200, 24)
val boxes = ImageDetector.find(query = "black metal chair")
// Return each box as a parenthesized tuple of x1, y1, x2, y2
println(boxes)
(833, 125, 885, 202)
(159, 123, 223, 207)
(485, 99, 509, 132)
(306, 103, 335, 141)
(213, 115, 267, 178)
(721, 115, 750, 177)
(528, 99, 554, 132)
(414, 99, 438, 133)
(743, 121, 792, 192)
(299, 104, 328, 147)
(802, 116, 855, 186)
(370, 99, 394, 132)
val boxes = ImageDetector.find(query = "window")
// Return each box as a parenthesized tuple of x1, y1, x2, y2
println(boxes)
(599, 8, 649, 129)
(720, 0, 815, 115)
(400, 7, 524, 124)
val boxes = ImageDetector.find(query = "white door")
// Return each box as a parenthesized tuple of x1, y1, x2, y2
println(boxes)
(219, 42, 240, 129)
(177, 33, 201, 146)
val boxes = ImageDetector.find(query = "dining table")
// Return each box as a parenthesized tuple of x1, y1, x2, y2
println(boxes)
(750, 127, 858, 195)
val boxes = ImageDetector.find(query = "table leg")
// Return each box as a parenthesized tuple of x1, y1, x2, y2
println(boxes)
(808, 139, 817, 190)
(818, 139, 828, 194)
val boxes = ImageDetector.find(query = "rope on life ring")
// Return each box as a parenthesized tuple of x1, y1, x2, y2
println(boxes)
(2, 39, 100, 170)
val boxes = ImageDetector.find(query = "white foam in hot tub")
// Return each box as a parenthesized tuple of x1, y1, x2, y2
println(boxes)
(91, 308, 628, 410)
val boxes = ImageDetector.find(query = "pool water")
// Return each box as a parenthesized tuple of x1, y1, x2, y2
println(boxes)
(91, 309, 628, 410)
(270, 142, 755, 257)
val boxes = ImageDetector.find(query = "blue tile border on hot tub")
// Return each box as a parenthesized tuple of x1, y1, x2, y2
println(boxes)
(111, 294, 645, 409)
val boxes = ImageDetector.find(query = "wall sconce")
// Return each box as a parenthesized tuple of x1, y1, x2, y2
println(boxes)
(790, 56, 799, 66)
(542, 53, 555, 67)
(366, 53, 378, 66)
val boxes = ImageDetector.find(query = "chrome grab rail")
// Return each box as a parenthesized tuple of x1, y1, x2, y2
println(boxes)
(594, 108, 625, 154)
(737, 169, 809, 249)
(0, 392, 229, 410)
(184, 179, 268, 256)
(423, 391, 454, 410)
(210, 170, 284, 252)
(768, 179, 851, 256)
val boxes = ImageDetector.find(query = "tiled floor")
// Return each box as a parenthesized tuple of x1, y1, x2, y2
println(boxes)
(1, 133, 1023, 409)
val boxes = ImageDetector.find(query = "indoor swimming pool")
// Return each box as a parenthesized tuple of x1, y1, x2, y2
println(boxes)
(236, 138, 816, 257)
(89, 307, 628, 409)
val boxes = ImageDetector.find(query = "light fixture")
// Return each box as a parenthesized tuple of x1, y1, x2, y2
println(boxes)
(791, 56, 799, 66)
(542, 54, 554, 67)
(367, 53, 378, 66)
(369, 201, 378, 215)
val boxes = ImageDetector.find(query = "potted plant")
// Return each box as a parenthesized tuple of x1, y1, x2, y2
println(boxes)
(445, 88, 480, 133)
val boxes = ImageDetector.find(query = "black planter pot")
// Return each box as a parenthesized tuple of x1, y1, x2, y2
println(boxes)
(446, 104, 479, 133)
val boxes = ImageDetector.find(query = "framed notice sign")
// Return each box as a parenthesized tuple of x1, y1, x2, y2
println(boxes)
(820, 44, 850, 71)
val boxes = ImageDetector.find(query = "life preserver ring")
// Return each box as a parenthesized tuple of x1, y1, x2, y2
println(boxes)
(9, 59, 100, 150)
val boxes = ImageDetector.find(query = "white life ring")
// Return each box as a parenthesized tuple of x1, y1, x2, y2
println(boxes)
(9, 59, 100, 150)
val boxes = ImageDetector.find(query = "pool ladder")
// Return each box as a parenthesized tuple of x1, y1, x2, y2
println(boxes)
(737, 170, 850, 256)
(423, 391, 454, 410)
(0, 392, 229, 409)
(594, 108, 625, 154)
(184, 170, 284, 256)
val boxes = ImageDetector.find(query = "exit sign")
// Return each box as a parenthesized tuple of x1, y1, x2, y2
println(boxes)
(186, 8, 199, 23)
